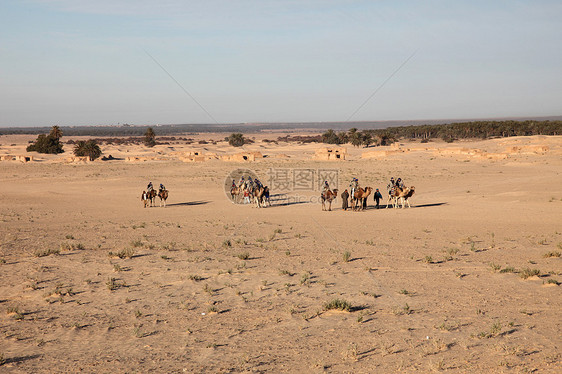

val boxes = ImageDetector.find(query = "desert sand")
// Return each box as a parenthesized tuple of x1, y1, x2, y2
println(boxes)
(0, 133, 561, 373)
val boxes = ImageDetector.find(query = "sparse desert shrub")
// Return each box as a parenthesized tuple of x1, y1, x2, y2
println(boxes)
(323, 299, 352, 312)
(489, 263, 501, 272)
(520, 268, 540, 279)
(546, 279, 560, 285)
(343, 251, 351, 263)
(222, 239, 232, 248)
(478, 322, 502, 338)
(34, 248, 60, 257)
(424, 255, 433, 264)
(447, 248, 459, 255)
(106, 277, 126, 291)
(543, 251, 561, 258)
(393, 303, 412, 315)
(130, 239, 143, 248)
(499, 266, 515, 273)
(188, 274, 203, 281)
(108, 248, 135, 259)
(300, 272, 310, 285)
(237, 252, 250, 260)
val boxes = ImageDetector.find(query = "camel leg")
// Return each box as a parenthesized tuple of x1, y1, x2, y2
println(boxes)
(328, 200, 332, 211)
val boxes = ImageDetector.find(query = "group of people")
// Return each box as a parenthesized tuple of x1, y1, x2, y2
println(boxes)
(147, 181, 166, 194)
(322, 176, 406, 210)
(232, 176, 267, 205)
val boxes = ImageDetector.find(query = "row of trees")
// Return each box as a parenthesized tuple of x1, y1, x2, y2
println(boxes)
(322, 120, 561, 147)
(321, 128, 395, 147)
(26, 125, 101, 160)
(26, 126, 159, 159)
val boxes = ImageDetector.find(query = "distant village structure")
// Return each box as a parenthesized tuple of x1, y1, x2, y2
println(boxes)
(313, 147, 347, 160)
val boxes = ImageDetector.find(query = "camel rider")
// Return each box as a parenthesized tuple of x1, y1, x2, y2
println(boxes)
(159, 183, 166, 192)
(387, 177, 395, 195)
(254, 178, 262, 189)
(247, 178, 254, 190)
(147, 182, 153, 192)
(322, 180, 330, 194)
(231, 179, 236, 188)
(396, 178, 404, 189)
(239, 176, 245, 188)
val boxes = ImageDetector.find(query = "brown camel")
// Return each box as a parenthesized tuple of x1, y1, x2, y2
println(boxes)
(158, 189, 169, 207)
(321, 189, 338, 211)
(397, 186, 415, 208)
(146, 189, 157, 207)
(352, 187, 373, 211)
(141, 191, 149, 208)
(386, 186, 403, 209)
(253, 186, 267, 208)
(230, 186, 243, 203)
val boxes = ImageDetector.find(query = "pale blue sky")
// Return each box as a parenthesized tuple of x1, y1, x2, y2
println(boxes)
(1, 0, 560, 127)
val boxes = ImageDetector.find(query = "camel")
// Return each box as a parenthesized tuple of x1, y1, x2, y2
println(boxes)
(386, 186, 403, 209)
(158, 189, 169, 207)
(321, 189, 338, 211)
(253, 186, 267, 208)
(230, 186, 243, 203)
(397, 186, 415, 208)
(145, 189, 157, 207)
(141, 191, 149, 208)
(263, 186, 271, 207)
(352, 187, 372, 211)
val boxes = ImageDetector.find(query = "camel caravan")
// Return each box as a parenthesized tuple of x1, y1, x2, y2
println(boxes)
(321, 177, 415, 211)
(229, 176, 271, 208)
(141, 182, 169, 208)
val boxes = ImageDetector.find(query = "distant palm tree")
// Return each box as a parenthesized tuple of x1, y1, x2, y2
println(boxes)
(144, 127, 156, 147)
(74, 140, 102, 160)
(49, 125, 62, 140)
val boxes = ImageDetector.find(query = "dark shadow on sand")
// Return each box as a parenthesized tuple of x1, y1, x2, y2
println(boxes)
(166, 201, 210, 207)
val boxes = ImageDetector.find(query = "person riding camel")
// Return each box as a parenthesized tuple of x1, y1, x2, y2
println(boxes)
(322, 180, 330, 194)
(231, 179, 236, 188)
(147, 182, 153, 192)
(254, 178, 262, 189)
(396, 178, 404, 189)
(239, 176, 245, 189)
(387, 178, 395, 195)
(159, 183, 166, 192)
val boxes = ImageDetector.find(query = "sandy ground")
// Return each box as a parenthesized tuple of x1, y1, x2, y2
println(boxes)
(0, 134, 561, 373)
